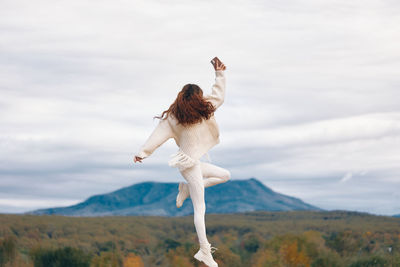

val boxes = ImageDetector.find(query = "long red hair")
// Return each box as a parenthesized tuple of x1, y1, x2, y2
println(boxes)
(154, 83, 216, 126)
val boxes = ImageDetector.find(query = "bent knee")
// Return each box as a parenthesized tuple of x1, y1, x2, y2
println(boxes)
(222, 169, 231, 182)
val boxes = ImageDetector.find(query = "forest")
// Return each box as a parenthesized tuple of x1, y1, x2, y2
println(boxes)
(0, 210, 399, 267)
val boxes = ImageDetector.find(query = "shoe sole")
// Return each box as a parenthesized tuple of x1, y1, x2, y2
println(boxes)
(194, 253, 218, 267)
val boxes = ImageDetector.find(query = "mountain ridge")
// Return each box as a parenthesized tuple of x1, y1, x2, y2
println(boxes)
(28, 177, 322, 217)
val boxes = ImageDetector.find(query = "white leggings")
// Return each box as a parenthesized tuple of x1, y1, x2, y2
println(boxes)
(179, 160, 231, 245)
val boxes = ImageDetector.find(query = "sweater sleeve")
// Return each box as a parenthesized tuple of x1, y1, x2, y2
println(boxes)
(136, 118, 174, 159)
(205, 70, 226, 109)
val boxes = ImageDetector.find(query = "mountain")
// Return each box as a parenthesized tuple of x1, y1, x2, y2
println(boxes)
(28, 178, 321, 217)
(393, 214, 400, 218)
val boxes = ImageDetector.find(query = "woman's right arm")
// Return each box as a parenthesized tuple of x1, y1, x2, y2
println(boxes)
(206, 70, 226, 109)
(205, 57, 226, 109)
(134, 118, 174, 162)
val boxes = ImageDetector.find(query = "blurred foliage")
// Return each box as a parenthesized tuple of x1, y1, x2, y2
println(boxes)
(0, 236, 16, 267)
(29, 246, 91, 267)
(123, 253, 144, 267)
(0, 210, 399, 266)
(91, 251, 122, 267)
(348, 255, 388, 267)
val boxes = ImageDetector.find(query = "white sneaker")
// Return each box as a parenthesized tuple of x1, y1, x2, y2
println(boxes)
(176, 182, 190, 208)
(193, 242, 218, 267)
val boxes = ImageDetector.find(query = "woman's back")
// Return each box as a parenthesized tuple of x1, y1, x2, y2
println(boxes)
(135, 69, 226, 161)
(168, 113, 220, 160)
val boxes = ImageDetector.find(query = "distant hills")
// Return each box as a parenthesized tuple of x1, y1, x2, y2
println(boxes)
(29, 178, 321, 217)
(394, 214, 400, 218)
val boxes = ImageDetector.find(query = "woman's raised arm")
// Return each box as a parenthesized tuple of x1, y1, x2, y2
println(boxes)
(205, 57, 226, 109)
(205, 70, 226, 110)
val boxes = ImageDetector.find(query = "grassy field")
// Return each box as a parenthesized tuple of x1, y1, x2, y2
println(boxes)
(1, 210, 399, 266)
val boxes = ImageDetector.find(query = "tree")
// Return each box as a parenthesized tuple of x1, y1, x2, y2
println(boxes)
(30, 246, 91, 267)
(0, 236, 17, 267)
(280, 240, 311, 267)
(123, 253, 144, 267)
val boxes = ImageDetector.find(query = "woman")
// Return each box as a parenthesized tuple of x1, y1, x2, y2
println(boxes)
(133, 57, 230, 267)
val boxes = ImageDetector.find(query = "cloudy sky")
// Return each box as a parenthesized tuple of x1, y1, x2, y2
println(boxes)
(1, 0, 399, 215)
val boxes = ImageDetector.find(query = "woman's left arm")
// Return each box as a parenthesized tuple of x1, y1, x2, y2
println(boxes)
(134, 118, 174, 162)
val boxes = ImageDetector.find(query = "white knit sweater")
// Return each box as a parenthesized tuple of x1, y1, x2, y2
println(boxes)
(136, 70, 226, 165)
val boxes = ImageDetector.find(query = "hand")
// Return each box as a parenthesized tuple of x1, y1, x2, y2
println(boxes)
(211, 57, 226, 71)
(134, 156, 143, 163)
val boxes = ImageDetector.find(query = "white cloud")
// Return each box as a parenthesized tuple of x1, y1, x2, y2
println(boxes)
(222, 112, 400, 148)
(0, 198, 80, 209)
(340, 172, 353, 183)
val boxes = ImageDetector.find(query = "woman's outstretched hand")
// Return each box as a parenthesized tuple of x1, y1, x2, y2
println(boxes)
(134, 156, 143, 163)
(211, 57, 226, 71)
